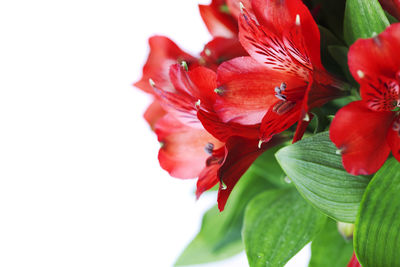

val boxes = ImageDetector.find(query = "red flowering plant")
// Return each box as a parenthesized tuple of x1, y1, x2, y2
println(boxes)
(136, 0, 400, 266)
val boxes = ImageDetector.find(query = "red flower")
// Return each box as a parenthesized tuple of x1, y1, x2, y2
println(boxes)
(214, 0, 343, 144)
(347, 252, 362, 267)
(330, 23, 400, 175)
(135, 34, 246, 128)
(153, 63, 283, 210)
(152, 64, 222, 178)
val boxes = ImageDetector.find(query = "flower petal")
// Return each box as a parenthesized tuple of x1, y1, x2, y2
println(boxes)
(226, 0, 252, 19)
(143, 99, 166, 129)
(215, 56, 306, 124)
(134, 36, 196, 94)
(238, 13, 310, 80)
(330, 101, 394, 175)
(260, 101, 302, 143)
(347, 253, 362, 267)
(197, 109, 260, 142)
(195, 147, 225, 198)
(387, 116, 400, 162)
(199, 0, 238, 38)
(200, 37, 247, 71)
(155, 114, 223, 179)
(154, 64, 217, 128)
(217, 136, 283, 211)
(348, 23, 400, 84)
(292, 110, 313, 143)
(250, 0, 322, 67)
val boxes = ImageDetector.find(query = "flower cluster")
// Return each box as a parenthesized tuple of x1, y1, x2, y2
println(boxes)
(136, 0, 345, 210)
(135, 0, 400, 266)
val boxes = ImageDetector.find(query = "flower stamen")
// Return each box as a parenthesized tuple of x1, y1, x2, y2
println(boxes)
(204, 142, 214, 155)
(275, 82, 287, 101)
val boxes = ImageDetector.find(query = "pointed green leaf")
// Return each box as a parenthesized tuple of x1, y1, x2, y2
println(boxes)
(275, 132, 370, 223)
(344, 0, 389, 45)
(354, 158, 400, 267)
(309, 219, 353, 267)
(175, 167, 277, 265)
(243, 189, 326, 267)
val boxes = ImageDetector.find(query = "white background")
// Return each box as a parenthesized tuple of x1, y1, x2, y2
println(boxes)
(0, 0, 309, 266)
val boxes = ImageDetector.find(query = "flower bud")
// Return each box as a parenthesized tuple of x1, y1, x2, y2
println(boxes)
(337, 222, 355, 240)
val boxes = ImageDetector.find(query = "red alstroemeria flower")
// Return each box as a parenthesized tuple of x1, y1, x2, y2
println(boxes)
(330, 23, 400, 175)
(135, 34, 247, 128)
(152, 64, 222, 176)
(379, 0, 400, 21)
(214, 0, 343, 144)
(347, 253, 362, 267)
(153, 63, 284, 210)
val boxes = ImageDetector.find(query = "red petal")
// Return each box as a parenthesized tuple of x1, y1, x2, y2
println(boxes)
(348, 23, 400, 85)
(330, 101, 394, 175)
(387, 115, 400, 162)
(308, 71, 345, 110)
(154, 64, 217, 128)
(197, 109, 260, 142)
(143, 99, 166, 129)
(226, 0, 252, 19)
(199, 0, 238, 38)
(347, 253, 362, 267)
(200, 37, 247, 71)
(215, 56, 306, 124)
(217, 136, 283, 211)
(155, 114, 223, 179)
(134, 36, 196, 94)
(260, 100, 302, 142)
(196, 164, 220, 198)
(250, 0, 322, 67)
(196, 147, 225, 198)
(292, 111, 314, 143)
(359, 77, 400, 112)
(238, 13, 311, 80)
(293, 72, 344, 143)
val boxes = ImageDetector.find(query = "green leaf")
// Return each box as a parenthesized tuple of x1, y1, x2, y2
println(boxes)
(175, 205, 243, 266)
(309, 219, 353, 267)
(319, 26, 345, 77)
(344, 0, 389, 45)
(354, 158, 400, 267)
(312, 0, 346, 38)
(250, 144, 289, 188)
(275, 132, 370, 223)
(327, 45, 357, 87)
(385, 11, 398, 24)
(175, 169, 277, 265)
(243, 189, 326, 267)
